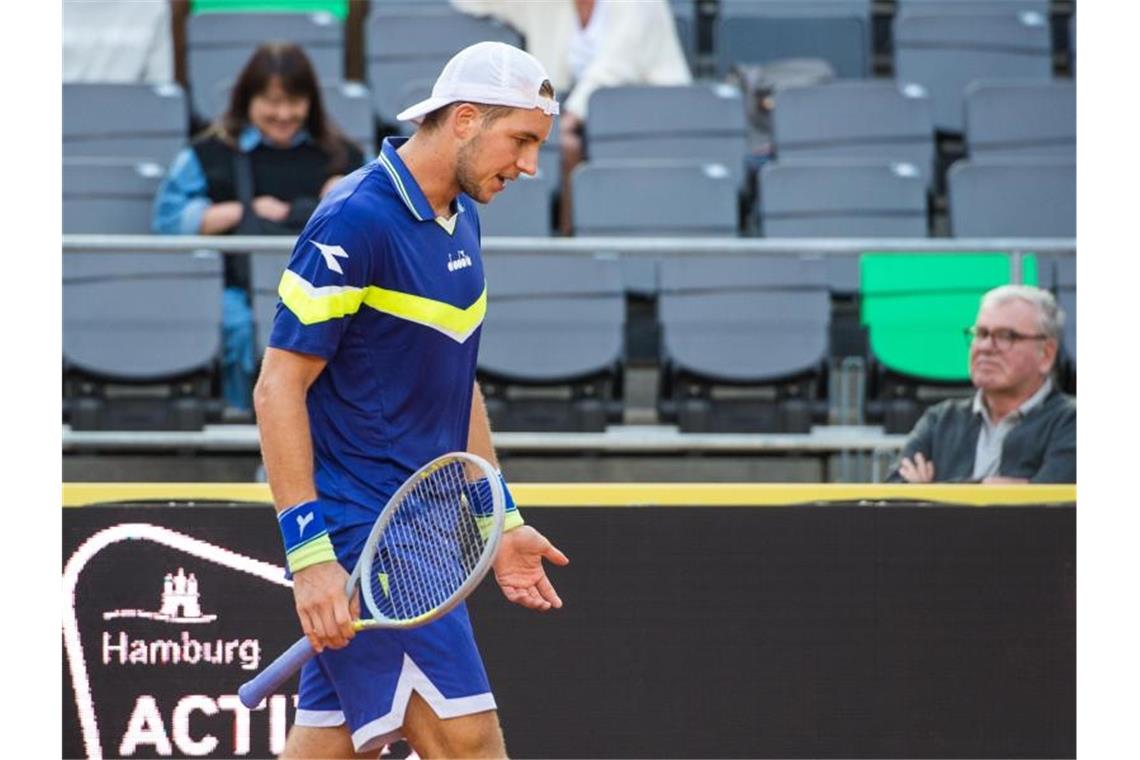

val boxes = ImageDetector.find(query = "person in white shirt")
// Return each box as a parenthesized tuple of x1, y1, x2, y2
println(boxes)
(451, 0, 691, 231)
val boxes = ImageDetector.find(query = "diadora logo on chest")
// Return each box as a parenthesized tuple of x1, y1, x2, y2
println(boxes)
(447, 249, 473, 272)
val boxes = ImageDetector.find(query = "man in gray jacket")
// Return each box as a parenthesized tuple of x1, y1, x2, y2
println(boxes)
(890, 284, 1076, 483)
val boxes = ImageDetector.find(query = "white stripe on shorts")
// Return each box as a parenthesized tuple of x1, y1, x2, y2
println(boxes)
(351, 654, 497, 753)
(294, 709, 346, 728)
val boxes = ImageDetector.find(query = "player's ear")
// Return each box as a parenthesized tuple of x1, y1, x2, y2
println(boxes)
(452, 103, 482, 139)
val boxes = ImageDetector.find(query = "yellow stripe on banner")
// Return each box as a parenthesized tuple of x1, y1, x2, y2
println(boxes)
(363, 284, 486, 343)
(63, 483, 1075, 508)
(278, 270, 366, 325)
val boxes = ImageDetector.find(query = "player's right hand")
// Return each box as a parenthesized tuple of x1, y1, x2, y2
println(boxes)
(292, 561, 359, 652)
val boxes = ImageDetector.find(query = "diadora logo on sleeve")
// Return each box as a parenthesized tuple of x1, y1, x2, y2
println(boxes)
(447, 249, 473, 272)
(312, 241, 349, 274)
(296, 512, 314, 537)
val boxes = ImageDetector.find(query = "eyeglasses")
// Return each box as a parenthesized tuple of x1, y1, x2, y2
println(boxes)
(964, 326, 1048, 351)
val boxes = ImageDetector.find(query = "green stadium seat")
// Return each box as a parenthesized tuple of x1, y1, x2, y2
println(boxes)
(191, 0, 348, 19)
(860, 252, 1039, 431)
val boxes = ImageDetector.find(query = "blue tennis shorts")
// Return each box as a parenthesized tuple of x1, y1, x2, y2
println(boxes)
(292, 503, 496, 752)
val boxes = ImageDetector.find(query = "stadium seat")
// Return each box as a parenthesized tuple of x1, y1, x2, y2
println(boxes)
(478, 254, 625, 431)
(186, 11, 344, 120)
(771, 80, 936, 186)
(586, 84, 750, 188)
(63, 158, 167, 235)
(63, 83, 189, 164)
(572, 161, 738, 237)
(191, 0, 348, 15)
(63, 157, 224, 430)
(364, 7, 522, 129)
(475, 172, 554, 237)
(893, 11, 1053, 132)
(321, 81, 376, 156)
(715, 0, 872, 78)
(964, 80, 1075, 160)
(860, 252, 1039, 432)
(658, 255, 830, 432)
(250, 253, 290, 356)
(758, 160, 929, 238)
(947, 158, 1075, 237)
(895, 0, 1050, 14)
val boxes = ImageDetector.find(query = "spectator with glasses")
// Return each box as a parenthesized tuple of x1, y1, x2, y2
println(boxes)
(889, 285, 1076, 483)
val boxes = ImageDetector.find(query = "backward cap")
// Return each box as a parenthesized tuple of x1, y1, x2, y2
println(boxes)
(396, 41, 559, 124)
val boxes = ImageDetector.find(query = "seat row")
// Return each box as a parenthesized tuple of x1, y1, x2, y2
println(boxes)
(62, 250, 1075, 433)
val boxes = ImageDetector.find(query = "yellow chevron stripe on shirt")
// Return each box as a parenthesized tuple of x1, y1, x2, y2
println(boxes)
(279, 270, 487, 343)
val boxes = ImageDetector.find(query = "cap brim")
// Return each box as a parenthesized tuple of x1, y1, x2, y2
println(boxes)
(396, 96, 456, 124)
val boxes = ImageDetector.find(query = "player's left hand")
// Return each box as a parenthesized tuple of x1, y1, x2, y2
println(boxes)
(493, 525, 569, 612)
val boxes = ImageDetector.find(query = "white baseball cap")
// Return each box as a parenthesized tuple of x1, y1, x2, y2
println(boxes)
(396, 41, 560, 124)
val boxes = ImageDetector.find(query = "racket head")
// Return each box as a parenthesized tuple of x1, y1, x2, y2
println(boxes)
(357, 452, 505, 629)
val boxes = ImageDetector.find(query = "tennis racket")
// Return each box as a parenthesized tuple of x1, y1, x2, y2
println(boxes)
(238, 451, 506, 709)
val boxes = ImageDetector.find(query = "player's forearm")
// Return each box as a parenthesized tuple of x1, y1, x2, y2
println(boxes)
(467, 381, 501, 469)
(254, 379, 318, 513)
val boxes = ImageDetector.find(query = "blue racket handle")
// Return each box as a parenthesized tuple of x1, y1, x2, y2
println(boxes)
(238, 637, 315, 708)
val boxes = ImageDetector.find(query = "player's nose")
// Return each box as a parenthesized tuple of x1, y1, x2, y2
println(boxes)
(516, 146, 539, 176)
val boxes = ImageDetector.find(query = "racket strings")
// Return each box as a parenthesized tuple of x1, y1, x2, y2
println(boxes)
(368, 460, 490, 622)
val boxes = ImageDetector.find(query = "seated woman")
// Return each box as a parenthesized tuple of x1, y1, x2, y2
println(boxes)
(153, 42, 365, 414)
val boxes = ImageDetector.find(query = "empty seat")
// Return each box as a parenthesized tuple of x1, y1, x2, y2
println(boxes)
(771, 80, 936, 185)
(63, 83, 189, 164)
(894, 11, 1053, 132)
(63, 157, 224, 430)
(587, 84, 749, 187)
(860, 252, 1040, 431)
(250, 252, 291, 355)
(964, 80, 1075, 160)
(365, 7, 522, 128)
(63, 158, 167, 234)
(715, 0, 872, 78)
(478, 254, 625, 431)
(572, 161, 738, 236)
(322, 81, 376, 155)
(758, 160, 928, 237)
(896, 0, 1050, 14)
(186, 11, 344, 120)
(658, 255, 830, 432)
(947, 158, 1075, 237)
(476, 172, 554, 237)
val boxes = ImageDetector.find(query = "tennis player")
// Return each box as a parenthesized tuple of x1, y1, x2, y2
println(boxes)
(253, 42, 568, 758)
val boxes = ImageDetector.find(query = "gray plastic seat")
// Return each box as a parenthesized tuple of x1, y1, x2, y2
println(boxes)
(479, 254, 624, 382)
(63, 157, 224, 384)
(587, 84, 749, 188)
(187, 11, 344, 120)
(63, 83, 189, 164)
(947, 158, 1075, 237)
(894, 11, 1053, 132)
(572, 160, 738, 236)
(1055, 255, 1075, 362)
(660, 255, 830, 382)
(63, 158, 167, 234)
(476, 172, 553, 238)
(896, 0, 1050, 14)
(321, 81, 376, 156)
(771, 80, 936, 185)
(758, 160, 928, 237)
(251, 252, 292, 355)
(63, 252, 224, 380)
(715, 0, 872, 78)
(964, 80, 1075, 160)
(365, 8, 522, 127)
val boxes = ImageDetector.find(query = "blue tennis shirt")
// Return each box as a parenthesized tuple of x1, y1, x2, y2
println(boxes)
(269, 137, 488, 517)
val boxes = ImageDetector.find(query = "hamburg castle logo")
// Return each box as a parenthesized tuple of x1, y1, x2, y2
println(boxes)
(103, 567, 217, 624)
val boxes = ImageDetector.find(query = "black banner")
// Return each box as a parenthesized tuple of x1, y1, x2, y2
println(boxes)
(64, 504, 1075, 759)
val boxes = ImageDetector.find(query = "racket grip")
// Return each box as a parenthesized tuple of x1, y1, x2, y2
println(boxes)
(238, 637, 316, 709)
